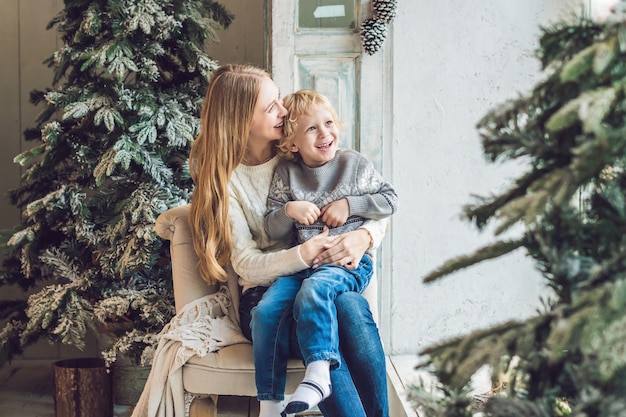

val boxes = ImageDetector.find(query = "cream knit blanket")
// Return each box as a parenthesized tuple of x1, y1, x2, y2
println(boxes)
(131, 286, 250, 417)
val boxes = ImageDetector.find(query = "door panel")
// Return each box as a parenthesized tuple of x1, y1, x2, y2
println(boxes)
(297, 56, 358, 149)
(272, 0, 386, 164)
(272, 1, 365, 152)
(298, 0, 356, 29)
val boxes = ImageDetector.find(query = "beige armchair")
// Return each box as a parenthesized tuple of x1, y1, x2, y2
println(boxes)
(154, 205, 378, 416)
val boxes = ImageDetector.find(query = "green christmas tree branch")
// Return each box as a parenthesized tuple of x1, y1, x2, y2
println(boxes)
(412, 9, 626, 416)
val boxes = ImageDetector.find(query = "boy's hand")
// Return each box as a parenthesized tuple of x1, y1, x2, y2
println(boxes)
(320, 199, 350, 228)
(286, 201, 320, 225)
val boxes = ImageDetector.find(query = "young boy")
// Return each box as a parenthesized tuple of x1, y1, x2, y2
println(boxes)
(252, 90, 398, 417)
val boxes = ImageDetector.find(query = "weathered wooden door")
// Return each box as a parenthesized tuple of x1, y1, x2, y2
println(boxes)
(271, 0, 388, 167)
(271, 0, 392, 339)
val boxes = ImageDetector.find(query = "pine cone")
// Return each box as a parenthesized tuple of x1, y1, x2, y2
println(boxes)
(361, 18, 388, 55)
(373, 0, 398, 24)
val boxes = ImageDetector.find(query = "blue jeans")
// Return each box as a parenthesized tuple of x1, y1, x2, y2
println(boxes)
(319, 292, 390, 417)
(238, 273, 389, 416)
(250, 255, 373, 401)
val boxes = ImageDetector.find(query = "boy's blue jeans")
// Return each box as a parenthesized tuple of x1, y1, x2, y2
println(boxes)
(239, 284, 390, 416)
(250, 254, 373, 401)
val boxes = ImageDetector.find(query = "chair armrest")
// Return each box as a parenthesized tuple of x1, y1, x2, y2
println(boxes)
(155, 205, 220, 313)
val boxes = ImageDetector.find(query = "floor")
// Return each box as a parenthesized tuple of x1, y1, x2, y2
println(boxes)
(387, 355, 494, 417)
(0, 358, 418, 417)
(0, 359, 272, 417)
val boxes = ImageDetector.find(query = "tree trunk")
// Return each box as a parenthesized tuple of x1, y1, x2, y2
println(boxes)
(52, 358, 112, 417)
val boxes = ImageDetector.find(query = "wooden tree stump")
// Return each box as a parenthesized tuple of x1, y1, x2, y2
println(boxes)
(52, 358, 112, 417)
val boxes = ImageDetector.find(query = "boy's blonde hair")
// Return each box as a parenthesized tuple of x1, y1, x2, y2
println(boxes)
(279, 89, 343, 161)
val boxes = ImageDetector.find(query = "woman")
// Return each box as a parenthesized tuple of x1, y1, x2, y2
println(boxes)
(188, 64, 389, 417)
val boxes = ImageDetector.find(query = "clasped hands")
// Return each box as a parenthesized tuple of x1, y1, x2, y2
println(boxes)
(285, 199, 349, 228)
(289, 199, 369, 270)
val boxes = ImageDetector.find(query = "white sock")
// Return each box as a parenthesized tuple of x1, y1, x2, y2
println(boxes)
(285, 360, 332, 414)
(259, 399, 283, 417)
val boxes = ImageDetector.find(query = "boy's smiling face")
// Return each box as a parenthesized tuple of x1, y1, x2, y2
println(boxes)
(289, 103, 339, 168)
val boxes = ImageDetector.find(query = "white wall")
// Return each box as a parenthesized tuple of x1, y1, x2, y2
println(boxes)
(388, 0, 584, 354)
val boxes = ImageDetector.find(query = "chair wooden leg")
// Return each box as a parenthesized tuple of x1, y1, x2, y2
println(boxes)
(189, 394, 218, 417)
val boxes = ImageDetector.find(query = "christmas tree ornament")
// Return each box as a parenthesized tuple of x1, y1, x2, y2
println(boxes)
(360, 0, 397, 55)
(361, 18, 388, 55)
(373, 0, 398, 24)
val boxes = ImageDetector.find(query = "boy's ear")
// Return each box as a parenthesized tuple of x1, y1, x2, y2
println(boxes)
(289, 144, 299, 153)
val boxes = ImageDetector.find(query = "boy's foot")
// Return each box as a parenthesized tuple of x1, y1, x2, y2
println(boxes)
(284, 380, 331, 414)
(259, 399, 283, 417)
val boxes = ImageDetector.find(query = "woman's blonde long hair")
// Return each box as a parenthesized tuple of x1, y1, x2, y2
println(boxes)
(189, 64, 270, 284)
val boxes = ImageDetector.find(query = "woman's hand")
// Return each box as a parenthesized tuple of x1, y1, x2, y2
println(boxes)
(313, 228, 371, 270)
(299, 227, 331, 266)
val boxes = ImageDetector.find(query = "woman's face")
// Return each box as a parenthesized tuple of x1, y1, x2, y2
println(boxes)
(249, 77, 287, 146)
(289, 103, 339, 168)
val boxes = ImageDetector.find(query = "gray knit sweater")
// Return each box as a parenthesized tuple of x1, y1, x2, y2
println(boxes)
(264, 149, 398, 246)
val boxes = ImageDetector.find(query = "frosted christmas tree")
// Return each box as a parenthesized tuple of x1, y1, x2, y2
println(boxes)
(0, 0, 232, 367)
